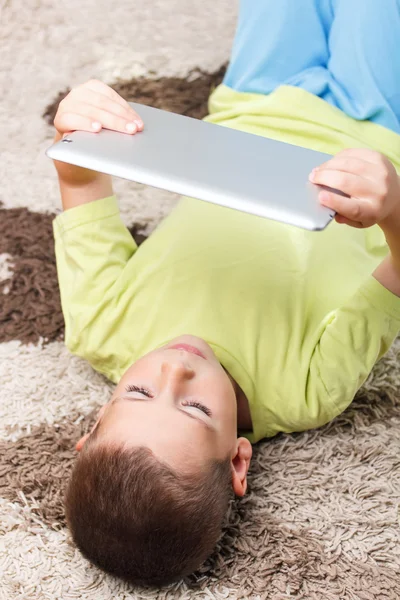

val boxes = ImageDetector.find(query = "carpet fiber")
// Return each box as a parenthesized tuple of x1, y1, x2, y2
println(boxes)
(1, 1, 399, 598)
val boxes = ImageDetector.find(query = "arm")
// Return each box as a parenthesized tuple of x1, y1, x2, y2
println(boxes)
(50, 80, 144, 360)
(56, 171, 114, 211)
(53, 196, 138, 361)
(310, 147, 400, 297)
(304, 278, 400, 430)
(301, 149, 400, 427)
(374, 206, 400, 297)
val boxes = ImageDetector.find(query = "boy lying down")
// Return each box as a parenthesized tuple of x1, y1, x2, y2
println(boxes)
(51, 2, 400, 587)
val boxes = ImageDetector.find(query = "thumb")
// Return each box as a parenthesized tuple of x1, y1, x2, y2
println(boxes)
(334, 214, 364, 228)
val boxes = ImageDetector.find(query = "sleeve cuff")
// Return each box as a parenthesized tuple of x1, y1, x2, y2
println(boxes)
(358, 275, 400, 321)
(53, 195, 119, 237)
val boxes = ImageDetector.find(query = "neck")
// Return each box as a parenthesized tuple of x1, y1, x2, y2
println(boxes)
(224, 368, 253, 432)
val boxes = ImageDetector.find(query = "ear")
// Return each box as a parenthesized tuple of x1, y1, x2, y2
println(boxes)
(75, 404, 108, 452)
(231, 437, 252, 497)
(75, 433, 91, 452)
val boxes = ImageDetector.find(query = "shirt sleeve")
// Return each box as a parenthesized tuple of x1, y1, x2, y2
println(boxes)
(306, 276, 400, 424)
(53, 196, 137, 365)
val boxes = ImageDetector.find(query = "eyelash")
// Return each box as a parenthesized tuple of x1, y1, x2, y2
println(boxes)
(124, 385, 212, 417)
(183, 401, 212, 417)
(125, 384, 152, 397)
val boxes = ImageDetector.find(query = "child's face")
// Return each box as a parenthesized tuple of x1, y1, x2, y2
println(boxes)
(81, 335, 245, 472)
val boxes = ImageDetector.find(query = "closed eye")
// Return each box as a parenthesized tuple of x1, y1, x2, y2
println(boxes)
(125, 384, 153, 397)
(124, 385, 212, 417)
(182, 400, 212, 417)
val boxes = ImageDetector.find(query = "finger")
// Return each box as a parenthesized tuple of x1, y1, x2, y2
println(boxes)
(83, 80, 144, 130)
(333, 147, 386, 166)
(62, 95, 138, 129)
(55, 106, 138, 136)
(84, 79, 130, 110)
(313, 157, 382, 184)
(54, 111, 104, 136)
(67, 86, 143, 131)
(315, 148, 386, 173)
(318, 189, 374, 224)
(309, 168, 380, 198)
(334, 214, 364, 228)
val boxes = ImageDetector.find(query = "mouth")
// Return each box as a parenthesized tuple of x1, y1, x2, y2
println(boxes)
(168, 343, 207, 360)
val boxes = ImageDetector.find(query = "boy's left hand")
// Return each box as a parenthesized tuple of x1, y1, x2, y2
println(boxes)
(309, 148, 400, 228)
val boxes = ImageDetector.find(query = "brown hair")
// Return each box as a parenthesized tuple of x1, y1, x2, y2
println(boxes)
(65, 439, 232, 587)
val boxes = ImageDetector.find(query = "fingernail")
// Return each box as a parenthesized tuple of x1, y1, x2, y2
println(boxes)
(126, 122, 137, 133)
(92, 121, 102, 130)
(134, 119, 143, 130)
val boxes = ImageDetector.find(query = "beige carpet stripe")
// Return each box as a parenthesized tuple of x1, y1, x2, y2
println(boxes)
(0, 340, 113, 442)
(0, 0, 236, 215)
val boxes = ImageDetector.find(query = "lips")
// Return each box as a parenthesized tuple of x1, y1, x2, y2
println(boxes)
(168, 343, 207, 360)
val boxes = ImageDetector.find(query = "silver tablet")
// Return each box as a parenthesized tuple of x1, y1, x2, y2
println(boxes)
(46, 102, 336, 231)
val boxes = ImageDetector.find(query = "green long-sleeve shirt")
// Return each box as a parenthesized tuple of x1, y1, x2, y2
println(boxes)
(53, 85, 400, 442)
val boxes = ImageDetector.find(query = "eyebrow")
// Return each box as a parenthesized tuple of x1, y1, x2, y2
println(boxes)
(113, 396, 216, 432)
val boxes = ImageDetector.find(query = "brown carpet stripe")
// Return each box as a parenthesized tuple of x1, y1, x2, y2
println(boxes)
(0, 205, 148, 345)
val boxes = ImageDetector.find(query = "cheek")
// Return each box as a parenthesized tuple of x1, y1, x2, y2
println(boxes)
(209, 383, 236, 415)
(119, 356, 154, 383)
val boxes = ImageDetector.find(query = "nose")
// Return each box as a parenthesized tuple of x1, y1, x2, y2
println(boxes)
(159, 357, 195, 406)
(161, 356, 195, 381)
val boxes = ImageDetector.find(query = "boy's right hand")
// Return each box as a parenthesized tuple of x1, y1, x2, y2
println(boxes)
(53, 79, 143, 186)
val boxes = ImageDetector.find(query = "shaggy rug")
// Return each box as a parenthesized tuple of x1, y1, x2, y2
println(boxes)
(1, 1, 399, 599)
